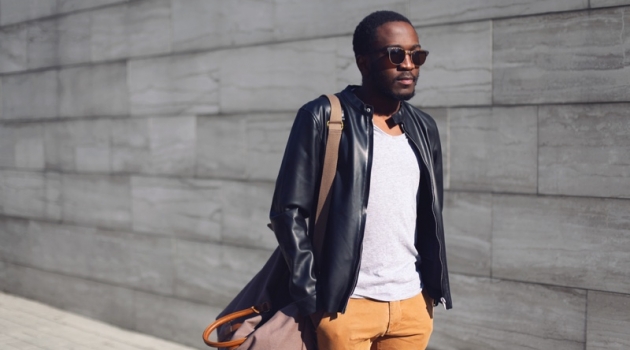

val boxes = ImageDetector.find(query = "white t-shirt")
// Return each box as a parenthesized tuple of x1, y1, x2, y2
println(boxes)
(351, 124, 422, 301)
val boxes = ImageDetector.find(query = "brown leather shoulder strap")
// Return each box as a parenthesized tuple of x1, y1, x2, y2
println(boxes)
(313, 94, 343, 263)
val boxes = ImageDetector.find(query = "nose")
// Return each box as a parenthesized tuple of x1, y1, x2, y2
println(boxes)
(399, 51, 415, 70)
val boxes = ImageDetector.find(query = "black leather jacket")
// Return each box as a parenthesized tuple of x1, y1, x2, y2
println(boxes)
(270, 85, 452, 316)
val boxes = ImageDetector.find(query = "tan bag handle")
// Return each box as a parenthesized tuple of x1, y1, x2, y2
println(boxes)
(202, 303, 270, 348)
(202, 95, 343, 348)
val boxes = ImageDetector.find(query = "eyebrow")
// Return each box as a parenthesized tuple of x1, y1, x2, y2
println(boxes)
(390, 44, 422, 50)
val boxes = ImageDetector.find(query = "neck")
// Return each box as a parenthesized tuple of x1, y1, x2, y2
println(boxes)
(354, 86, 400, 117)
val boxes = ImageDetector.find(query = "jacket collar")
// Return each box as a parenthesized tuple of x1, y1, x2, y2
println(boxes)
(340, 85, 407, 126)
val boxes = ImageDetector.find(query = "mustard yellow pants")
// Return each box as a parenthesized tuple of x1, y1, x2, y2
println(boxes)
(314, 292, 434, 350)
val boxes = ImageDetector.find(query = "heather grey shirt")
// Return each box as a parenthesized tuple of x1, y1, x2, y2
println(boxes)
(351, 124, 422, 301)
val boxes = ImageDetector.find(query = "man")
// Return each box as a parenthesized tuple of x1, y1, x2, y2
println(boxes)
(269, 10, 452, 350)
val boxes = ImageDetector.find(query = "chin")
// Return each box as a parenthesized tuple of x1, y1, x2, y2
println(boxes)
(380, 81, 417, 101)
(383, 88, 416, 101)
(368, 70, 417, 101)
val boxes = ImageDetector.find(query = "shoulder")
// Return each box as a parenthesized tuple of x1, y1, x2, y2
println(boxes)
(300, 95, 332, 121)
(284, 94, 335, 144)
(293, 95, 334, 134)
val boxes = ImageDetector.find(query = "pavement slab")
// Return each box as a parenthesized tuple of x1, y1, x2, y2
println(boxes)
(0, 291, 196, 350)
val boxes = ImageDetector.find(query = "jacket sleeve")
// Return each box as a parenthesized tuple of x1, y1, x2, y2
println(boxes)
(269, 107, 323, 316)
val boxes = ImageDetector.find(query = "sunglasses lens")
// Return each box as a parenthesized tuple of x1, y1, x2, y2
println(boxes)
(388, 48, 406, 65)
(386, 48, 428, 66)
(412, 51, 428, 66)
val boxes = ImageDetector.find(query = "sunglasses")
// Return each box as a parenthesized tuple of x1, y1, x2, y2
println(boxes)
(373, 46, 429, 67)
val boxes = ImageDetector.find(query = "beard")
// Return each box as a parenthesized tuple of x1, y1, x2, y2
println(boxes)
(367, 64, 416, 101)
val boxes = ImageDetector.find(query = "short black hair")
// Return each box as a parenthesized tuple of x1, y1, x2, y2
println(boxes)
(352, 10, 413, 57)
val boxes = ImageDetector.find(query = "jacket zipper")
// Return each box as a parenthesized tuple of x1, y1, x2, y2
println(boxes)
(401, 122, 447, 310)
(342, 110, 373, 313)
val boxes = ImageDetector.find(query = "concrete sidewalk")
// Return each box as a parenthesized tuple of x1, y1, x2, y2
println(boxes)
(0, 291, 196, 350)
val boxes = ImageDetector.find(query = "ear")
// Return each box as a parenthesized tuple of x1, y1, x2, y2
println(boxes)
(356, 55, 370, 78)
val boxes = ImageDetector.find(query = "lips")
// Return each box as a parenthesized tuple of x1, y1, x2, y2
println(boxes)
(396, 74, 416, 85)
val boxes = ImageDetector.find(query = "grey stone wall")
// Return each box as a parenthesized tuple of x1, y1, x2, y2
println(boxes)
(1, 1, 629, 349)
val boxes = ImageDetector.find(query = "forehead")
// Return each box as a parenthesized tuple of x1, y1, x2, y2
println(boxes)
(373, 21, 419, 49)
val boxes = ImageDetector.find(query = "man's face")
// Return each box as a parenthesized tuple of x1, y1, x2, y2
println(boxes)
(365, 21, 421, 101)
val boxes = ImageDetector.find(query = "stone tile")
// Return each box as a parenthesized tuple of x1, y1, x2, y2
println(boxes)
(196, 113, 294, 181)
(44, 119, 112, 172)
(131, 176, 221, 241)
(89, 64, 129, 114)
(24, 220, 175, 294)
(67, 119, 111, 172)
(133, 289, 224, 349)
(0, 260, 5, 287)
(90, 5, 127, 61)
(409, 21, 492, 107)
(112, 116, 197, 175)
(126, 0, 171, 58)
(220, 38, 337, 113)
(11, 294, 199, 350)
(0, 312, 82, 349)
(174, 240, 273, 306)
(196, 115, 248, 179)
(12, 126, 44, 170)
(0, 127, 7, 168)
(492, 195, 630, 294)
(57, 12, 91, 66)
(26, 19, 58, 69)
(245, 114, 296, 181)
(0, 0, 57, 26)
(587, 291, 630, 350)
(171, 0, 274, 52)
(443, 191, 492, 276)
(408, 0, 587, 26)
(111, 117, 150, 173)
(61, 173, 132, 230)
(0, 24, 28, 74)
(494, 8, 630, 104)
(590, 0, 630, 7)
(0, 170, 46, 219)
(0, 291, 196, 350)
(43, 121, 79, 171)
(539, 104, 630, 199)
(58, 67, 87, 117)
(218, 0, 275, 47)
(171, 0, 226, 51)
(273, 0, 408, 42)
(626, 8, 630, 67)
(0, 313, 84, 350)
(44, 172, 62, 221)
(0, 123, 44, 170)
(146, 116, 196, 175)
(57, 0, 127, 13)
(220, 181, 277, 250)
(2, 263, 136, 330)
(449, 106, 538, 193)
(0, 217, 30, 266)
(128, 52, 219, 116)
(1, 70, 58, 120)
(2, 217, 91, 267)
(429, 274, 586, 350)
(335, 35, 362, 90)
(59, 63, 129, 118)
